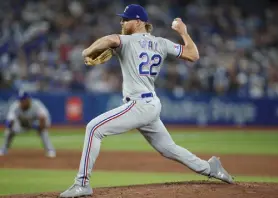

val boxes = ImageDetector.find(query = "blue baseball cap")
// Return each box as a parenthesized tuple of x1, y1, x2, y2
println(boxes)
(17, 90, 30, 100)
(117, 4, 148, 22)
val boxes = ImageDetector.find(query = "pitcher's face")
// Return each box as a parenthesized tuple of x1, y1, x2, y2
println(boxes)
(120, 18, 136, 35)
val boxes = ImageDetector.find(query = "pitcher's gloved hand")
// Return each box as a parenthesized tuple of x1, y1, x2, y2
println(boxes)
(84, 48, 114, 66)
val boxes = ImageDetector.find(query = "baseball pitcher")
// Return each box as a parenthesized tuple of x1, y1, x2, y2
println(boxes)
(60, 4, 234, 198)
(0, 91, 56, 158)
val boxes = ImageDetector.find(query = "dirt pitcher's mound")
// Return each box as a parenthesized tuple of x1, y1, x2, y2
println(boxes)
(2, 182, 278, 198)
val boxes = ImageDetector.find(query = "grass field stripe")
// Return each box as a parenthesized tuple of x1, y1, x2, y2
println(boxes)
(82, 101, 136, 186)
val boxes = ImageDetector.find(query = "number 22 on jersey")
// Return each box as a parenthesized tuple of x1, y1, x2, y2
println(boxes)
(138, 52, 162, 76)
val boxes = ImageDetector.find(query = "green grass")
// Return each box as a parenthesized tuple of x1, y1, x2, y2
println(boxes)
(1, 169, 278, 195)
(1, 129, 277, 196)
(0, 129, 278, 155)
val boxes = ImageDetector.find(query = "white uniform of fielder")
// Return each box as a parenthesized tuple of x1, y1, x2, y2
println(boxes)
(0, 91, 56, 158)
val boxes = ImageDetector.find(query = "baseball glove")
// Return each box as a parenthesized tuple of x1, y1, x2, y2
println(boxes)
(84, 48, 114, 66)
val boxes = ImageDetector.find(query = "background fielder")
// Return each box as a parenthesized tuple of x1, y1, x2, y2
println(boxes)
(0, 90, 56, 158)
(60, 4, 234, 198)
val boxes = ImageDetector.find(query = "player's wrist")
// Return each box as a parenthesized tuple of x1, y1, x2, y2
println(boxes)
(180, 26, 188, 35)
(180, 31, 189, 37)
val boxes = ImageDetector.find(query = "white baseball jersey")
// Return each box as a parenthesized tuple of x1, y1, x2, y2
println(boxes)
(116, 33, 183, 97)
(7, 99, 51, 125)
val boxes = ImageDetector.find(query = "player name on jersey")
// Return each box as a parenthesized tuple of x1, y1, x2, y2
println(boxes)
(139, 39, 158, 52)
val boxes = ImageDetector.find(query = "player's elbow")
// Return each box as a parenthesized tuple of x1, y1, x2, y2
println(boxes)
(82, 49, 88, 57)
(188, 45, 199, 62)
(180, 51, 199, 62)
(190, 52, 199, 62)
(180, 44, 199, 62)
(106, 35, 121, 48)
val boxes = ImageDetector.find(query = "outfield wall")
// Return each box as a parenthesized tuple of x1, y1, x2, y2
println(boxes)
(0, 92, 278, 126)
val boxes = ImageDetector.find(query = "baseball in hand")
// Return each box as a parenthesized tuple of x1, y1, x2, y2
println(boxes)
(172, 20, 178, 28)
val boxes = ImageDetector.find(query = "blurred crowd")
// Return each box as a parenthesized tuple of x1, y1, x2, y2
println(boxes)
(0, 0, 278, 98)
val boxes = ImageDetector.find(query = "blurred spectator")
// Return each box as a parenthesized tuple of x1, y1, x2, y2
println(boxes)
(0, 0, 277, 98)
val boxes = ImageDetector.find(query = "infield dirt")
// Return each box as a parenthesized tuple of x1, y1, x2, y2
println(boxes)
(1, 150, 278, 198)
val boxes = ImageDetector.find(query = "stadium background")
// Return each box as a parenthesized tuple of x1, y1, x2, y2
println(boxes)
(0, 0, 278, 197)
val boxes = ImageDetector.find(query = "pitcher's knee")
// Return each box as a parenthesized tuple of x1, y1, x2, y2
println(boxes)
(85, 120, 104, 140)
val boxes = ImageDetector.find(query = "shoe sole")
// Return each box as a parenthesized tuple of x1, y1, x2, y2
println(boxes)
(60, 194, 92, 198)
(46, 154, 56, 158)
(60, 189, 93, 198)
